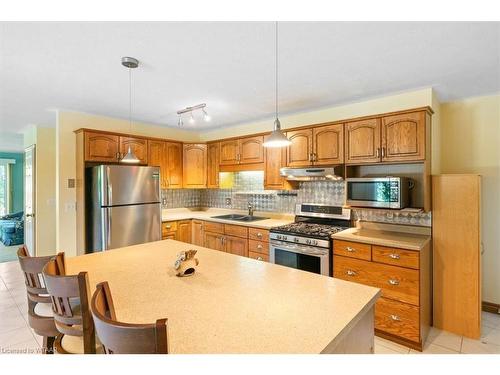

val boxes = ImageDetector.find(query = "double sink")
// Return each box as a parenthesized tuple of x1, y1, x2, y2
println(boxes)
(211, 214, 269, 222)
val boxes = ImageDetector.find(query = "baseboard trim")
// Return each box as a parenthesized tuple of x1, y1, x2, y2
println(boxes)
(482, 301, 500, 314)
(375, 330, 422, 351)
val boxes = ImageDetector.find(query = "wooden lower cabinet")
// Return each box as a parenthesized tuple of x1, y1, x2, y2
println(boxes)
(248, 251, 269, 262)
(177, 220, 192, 243)
(204, 231, 225, 251)
(333, 239, 431, 351)
(192, 220, 205, 246)
(162, 221, 177, 240)
(225, 235, 248, 257)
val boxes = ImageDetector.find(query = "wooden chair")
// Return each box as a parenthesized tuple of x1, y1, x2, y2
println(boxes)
(42, 252, 98, 354)
(17, 245, 59, 354)
(91, 281, 169, 354)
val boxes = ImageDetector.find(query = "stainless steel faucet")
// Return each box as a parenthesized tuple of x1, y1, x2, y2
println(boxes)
(247, 202, 254, 217)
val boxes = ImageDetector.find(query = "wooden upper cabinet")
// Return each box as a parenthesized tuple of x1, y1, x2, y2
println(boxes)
(264, 134, 292, 190)
(165, 142, 183, 188)
(85, 132, 120, 162)
(286, 129, 313, 167)
(148, 140, 168, 188)
(381, 111, 426, 162)
(119, 136, 148, 164)
(313, 124, 344, 165)
(207, 142, 220, 188)
(345, 118, 381, 164)
(219, 136, 264, 165)
(239, 135, 264, 164)
(182, 144, 207, 188)
(219, 140, 239, 165)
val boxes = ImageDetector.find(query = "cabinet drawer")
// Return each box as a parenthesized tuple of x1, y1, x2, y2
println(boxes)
(333, 240, 371, 261)
(204, 221, 224, 234)
(224, 224, 248, 238)
(333, 256, 419, 306)
(372, 246, 419, 269)
(248, 228, 269, 242)
(162, 221, 177, 235)
(248, 239, 269, 255)
(375, 297, 420, 343)
(248, 251, 269, 262)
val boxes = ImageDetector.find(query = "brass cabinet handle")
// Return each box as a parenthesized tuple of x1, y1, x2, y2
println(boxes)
(257, 244, 263, 249)
(390, 314, 401, 321)
(376, 148, 380, 158)
(256, 233, 263, 238)
(346, 270, 357, 276)
(381, 147, 386, 158)
(257, 256, 263, 261)
(388, 279, 400, 286)
(389, 253, 400, 260)
(309, 153, 314, 162)
(165, 225, 171, 229)
(313, 153, 317, 162)
(346, 246, 356, 252)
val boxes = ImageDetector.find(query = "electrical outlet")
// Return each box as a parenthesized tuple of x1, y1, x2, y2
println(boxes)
(162, 198, 167, 206)
(225, 197, 232, 206)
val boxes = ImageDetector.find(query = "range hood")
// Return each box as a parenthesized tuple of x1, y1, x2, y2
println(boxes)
(280, 166, 343, 181)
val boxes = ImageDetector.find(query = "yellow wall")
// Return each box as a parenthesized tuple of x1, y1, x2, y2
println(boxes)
(23, 125, 57, 256)
(440, 94, 500, 304)
(56, 111, 200, 255)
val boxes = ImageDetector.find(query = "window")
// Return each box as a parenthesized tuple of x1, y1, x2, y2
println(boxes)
(0, 159, 15, 216)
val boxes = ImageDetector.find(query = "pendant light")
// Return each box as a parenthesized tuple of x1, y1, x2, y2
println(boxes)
(121, 56, 141, 164)
(263, 22, 291, 148)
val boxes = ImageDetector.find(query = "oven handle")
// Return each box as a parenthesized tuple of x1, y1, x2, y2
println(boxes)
(270, 240, 329, 256)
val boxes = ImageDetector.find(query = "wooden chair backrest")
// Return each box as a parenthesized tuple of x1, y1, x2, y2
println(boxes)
(17, 245, 53, 304)
(42, 253, 96, 353)
(91, 281, 168, 354)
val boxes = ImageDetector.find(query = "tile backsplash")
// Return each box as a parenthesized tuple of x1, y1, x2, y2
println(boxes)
(162, 171, 431, 227)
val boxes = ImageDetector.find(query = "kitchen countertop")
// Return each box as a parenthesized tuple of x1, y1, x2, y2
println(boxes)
(162, 207, 295, 229)
(332, 222, 431, 251)
(66, 240, 380, 353)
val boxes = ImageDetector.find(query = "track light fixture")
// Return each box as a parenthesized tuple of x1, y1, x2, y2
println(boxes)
(176, 103, 210, 126)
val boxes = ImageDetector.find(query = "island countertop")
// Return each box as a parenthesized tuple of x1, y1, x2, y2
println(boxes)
(66, 240, 380, 353)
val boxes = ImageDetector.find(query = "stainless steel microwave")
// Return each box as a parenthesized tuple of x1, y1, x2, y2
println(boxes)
(346, 177, 411, 209)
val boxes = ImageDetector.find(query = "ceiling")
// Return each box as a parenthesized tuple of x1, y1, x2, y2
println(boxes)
(0, 22, 499, 135)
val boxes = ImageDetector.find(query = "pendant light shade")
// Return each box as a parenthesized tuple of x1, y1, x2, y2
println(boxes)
(263, 119, 291, 147)
(263, 21, 290, 148)
(121, 56, 140, 164)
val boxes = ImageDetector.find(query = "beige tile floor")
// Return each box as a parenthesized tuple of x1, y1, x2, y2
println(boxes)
(1, 259, 499, 354)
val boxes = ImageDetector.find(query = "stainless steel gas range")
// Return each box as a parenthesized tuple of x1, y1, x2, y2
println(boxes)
(269, 203, 352, 276)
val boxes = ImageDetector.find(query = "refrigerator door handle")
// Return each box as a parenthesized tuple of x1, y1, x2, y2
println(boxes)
(102, 208, 112, 250)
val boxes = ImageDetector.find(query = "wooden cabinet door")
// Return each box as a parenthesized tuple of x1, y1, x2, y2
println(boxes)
(207, 143, 220, 188)
(120, 136, 148, 164)
(165, 142, 183, 188)
(264, 134, 291, 190)
(381, 111, 426, 162)
(192, 220, 205, 246)
(239, 135, 264, 164)
(345, 118, 381, 164)
(219, 139, 239, 165)
(287, 129, 313, 167)
(204, 231, 224, 251)
(85, 132, 120, 162)
(177, 220, 192, 243)
(182, 144, 207, 188)
(224, 235, 248, 257)
(313, 124, 344, 165)
(148, 140, 168, 188)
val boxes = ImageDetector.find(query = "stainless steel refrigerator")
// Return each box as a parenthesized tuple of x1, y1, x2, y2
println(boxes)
(86, 165, 161, 253)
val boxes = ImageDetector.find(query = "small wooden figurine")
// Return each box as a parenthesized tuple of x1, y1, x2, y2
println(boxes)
(174, 250, 199, 277)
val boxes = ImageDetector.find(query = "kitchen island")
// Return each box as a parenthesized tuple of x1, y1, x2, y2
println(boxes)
(66, 240, 380, 353)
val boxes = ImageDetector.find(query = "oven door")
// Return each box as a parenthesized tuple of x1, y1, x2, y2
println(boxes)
(269, 241, 330, 276)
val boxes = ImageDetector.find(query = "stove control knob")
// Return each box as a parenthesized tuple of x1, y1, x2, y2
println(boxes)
(283, 236, 288, 241)
(294, 238, 300, 243)
(306, 239, 311, 245)
(312, 240, 318, 245)
(277, 235, 282, 240)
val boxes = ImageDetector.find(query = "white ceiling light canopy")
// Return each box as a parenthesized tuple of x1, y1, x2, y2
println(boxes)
(120, 56, 141, 164)
(177, 103, 211, 127)
(263, 21, 291, 148)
